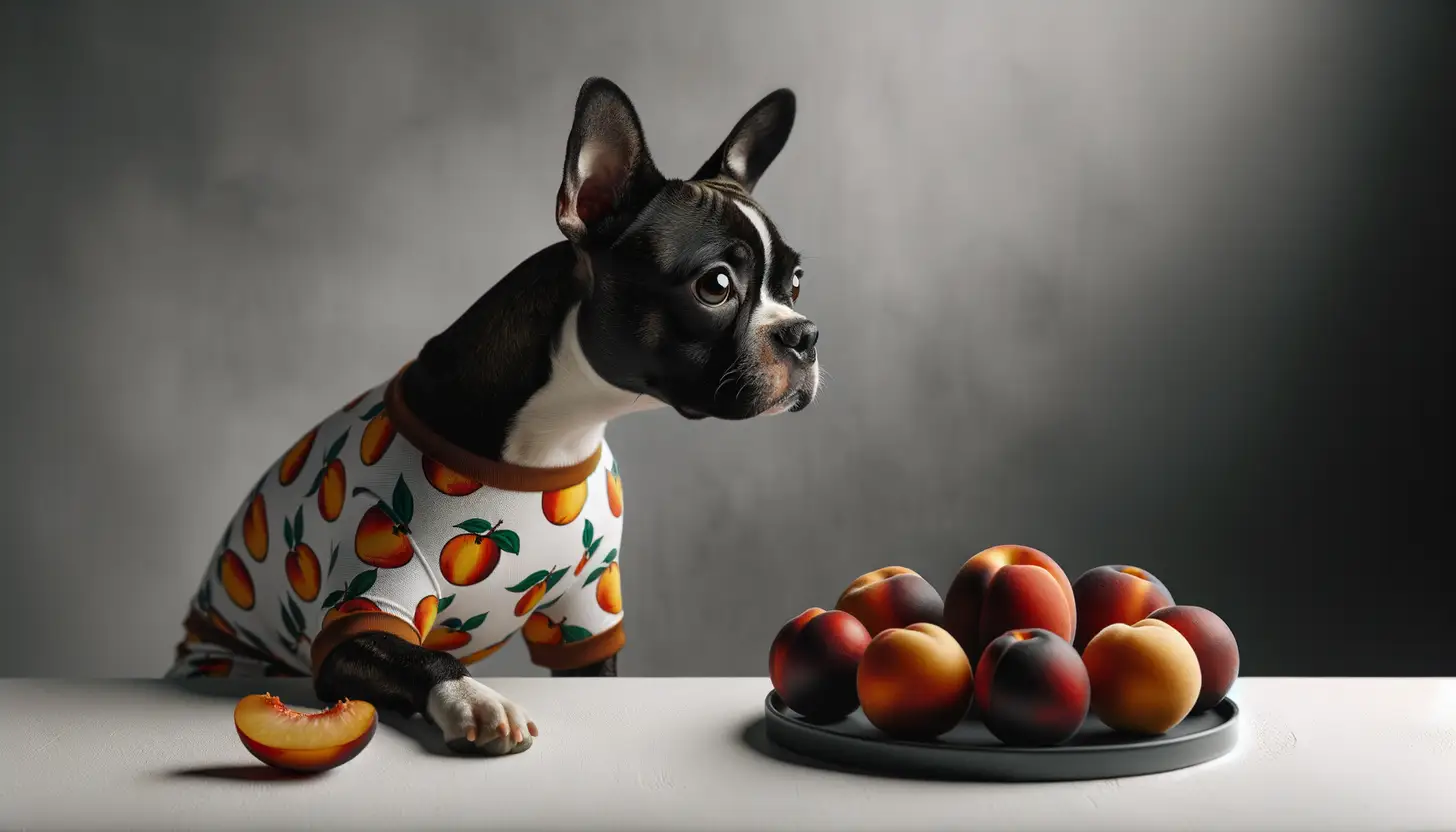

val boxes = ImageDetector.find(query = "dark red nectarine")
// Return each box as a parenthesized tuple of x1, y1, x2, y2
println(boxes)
(769, 608, 872, 722)
(974, 628, 1089, 746)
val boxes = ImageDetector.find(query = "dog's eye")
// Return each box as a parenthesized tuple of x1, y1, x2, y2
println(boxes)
(791, 268, 803, 302)
(695, 271, 733, 306)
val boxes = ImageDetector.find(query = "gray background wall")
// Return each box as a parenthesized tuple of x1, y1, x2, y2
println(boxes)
(2, 1, 1452, 678)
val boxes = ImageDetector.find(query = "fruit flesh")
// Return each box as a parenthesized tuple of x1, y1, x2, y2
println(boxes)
(234, 694, 377, 772)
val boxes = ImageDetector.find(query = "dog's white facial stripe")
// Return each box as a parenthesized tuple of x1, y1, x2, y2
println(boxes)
(732, 199, 802, 328)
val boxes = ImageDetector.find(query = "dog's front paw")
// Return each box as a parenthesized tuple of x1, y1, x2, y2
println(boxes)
(425, 676, 538, 756)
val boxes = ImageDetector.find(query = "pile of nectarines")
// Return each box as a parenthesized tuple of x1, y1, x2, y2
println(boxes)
(769, 546, 1239, 747)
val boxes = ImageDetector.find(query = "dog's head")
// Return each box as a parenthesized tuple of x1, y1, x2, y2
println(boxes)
(557, 78, 818, 420)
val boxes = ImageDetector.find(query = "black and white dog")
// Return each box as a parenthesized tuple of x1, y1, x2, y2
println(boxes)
(173, 77, 819, 756)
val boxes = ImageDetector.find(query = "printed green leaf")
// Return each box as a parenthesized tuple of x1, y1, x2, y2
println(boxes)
(293, 507, 304, 544)
(455, 518, 493, 536)
(323, 429, 350, 463)
(277, 632, 297, 652)
(582, 520, 594, 549)
(544, 566, 570, 593)
(440, 617, 463, 630)
(238, 626, 273, 656)
(506, 570, 551, 593)
(359, 401, 386, 421)
(603, 548, 618, 565)
(286, 594, 307, 633)
(535, 595, 563, 611)
(461, 613, 487, 632)
(322, 589, 346, 609)
(487, 529, 520, 555)
(222, 525, 232, 551)
(587, 537, 602, 556)
(345, 569, 377, 599)
(585, 566, 607, 586)
(612, 459, 619, 476)
(279, 602, 301, 638)
(437, 594, 455, 613)
(373, 499, 401, 526)
(391, 476, 414, 525)
(327, 544, 340, 576)
(306, 468, 325, 497)
(351, 486, 373, 499)
(561, 624, 594, 644)
(282, 517, 294, 550)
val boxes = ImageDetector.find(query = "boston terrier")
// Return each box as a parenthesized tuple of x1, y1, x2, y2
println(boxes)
(168, 77, 819, 756)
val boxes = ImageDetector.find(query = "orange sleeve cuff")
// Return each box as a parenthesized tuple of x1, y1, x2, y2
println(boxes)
(310, 611, 422, 676)
(525, 620, 626, 670)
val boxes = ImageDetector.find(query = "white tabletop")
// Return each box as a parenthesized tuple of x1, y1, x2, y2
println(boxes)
(1, 677, 1452, 831)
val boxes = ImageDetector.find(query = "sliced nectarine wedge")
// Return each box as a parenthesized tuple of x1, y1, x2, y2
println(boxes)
(234, 693, 377, 772)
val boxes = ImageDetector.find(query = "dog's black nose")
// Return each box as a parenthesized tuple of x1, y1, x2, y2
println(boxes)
(774, 320, 819, 361)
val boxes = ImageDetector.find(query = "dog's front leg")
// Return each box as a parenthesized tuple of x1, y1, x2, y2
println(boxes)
(316, 631, 537, 756)
(550, 654, 618, 678)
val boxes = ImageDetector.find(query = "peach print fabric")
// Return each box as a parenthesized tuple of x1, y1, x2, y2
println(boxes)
(167, 370, 627, 680)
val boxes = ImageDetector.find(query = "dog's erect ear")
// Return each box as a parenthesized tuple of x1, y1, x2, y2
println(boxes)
(556, 78, 665, 246)
(692, 88, 796, 193)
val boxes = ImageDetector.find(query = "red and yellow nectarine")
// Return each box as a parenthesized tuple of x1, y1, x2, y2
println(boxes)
(1071, 564, 1175, 653)
(770, 608, 872, 722)
(1148, 605, 1238, 713)
(944, 545, 1076, 662)
(835, 566, 945, 636)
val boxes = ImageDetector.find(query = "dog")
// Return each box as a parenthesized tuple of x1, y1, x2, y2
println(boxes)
(168, 77, 819, 756)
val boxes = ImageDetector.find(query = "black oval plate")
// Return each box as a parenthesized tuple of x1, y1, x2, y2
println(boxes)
(764, 691, 1239, 781)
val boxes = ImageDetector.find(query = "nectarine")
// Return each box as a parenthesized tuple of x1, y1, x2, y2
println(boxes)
(770, 608, 872, 722)
(234, 693, 376, 773)
(1071, 565, 1175, 653)
(835, 566, 944, 636)
(974, 628, 1089, 746)
(944, 545, 1076, 661)
(1082, 618, 1201, 735)
(1148, 605, 1239, 713)
(857, 623, 974, 739)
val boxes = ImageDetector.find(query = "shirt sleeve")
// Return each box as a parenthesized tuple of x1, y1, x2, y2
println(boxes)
(522, 516, 626, 671)
(309, 488, 443, 676)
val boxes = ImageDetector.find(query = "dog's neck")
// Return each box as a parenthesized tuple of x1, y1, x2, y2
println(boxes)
(399, 242, 660, 469)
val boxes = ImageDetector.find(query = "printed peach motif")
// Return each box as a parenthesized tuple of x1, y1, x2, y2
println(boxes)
(414, 595, 439, 638)
(283, 507, 320, 601)
(422, 455, 483, 496)
(188, 658, 234, 678)
(218, 539, 256, 611)
(459, 633, 514, 665)
(305, 429, 351, 523)
(523, 612, 594, 646)
(574, 519, 604, 576)
(354, 476, 417, 568)
(243, 493, 269, 561)
(357, 402, 396, 466)
(234, 693, 377, 773)
(439, 518, 521, 586)
(321, 570, 381, 629)
(508, 565, 571, 617)
(423, 612, 487, 651)
(584, 550, 622, 614)
(606, 460, 623, 518)
(278, 428, 317, 486)
(542, 480, 588, 526)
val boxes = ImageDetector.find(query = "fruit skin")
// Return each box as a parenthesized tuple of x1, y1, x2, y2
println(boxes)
(541, 480, 588, 525)
(217, 550, 256, 611)
(422, 456, 482, 496)
(279, 429, 317, 486)
(974, 628, 1089, 746)
(595, 562, 622, 614)
(943, 545, 1076, 663)
(834, 566, 945, 637)
(1148, 605, 1239, 713)
(234, 693, 377, 773)
(769, 608, 872, 722)
(440, 534, 502, 586)
(318, 459, 346, 522)
(1071, 565, 1175, 653)
(857, 622, 974, 739)
(243, 495, 269, 561)
(1083, 618, 1201, 735)
(284, 543, 321, 602)
(354, 505, 413, 568)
